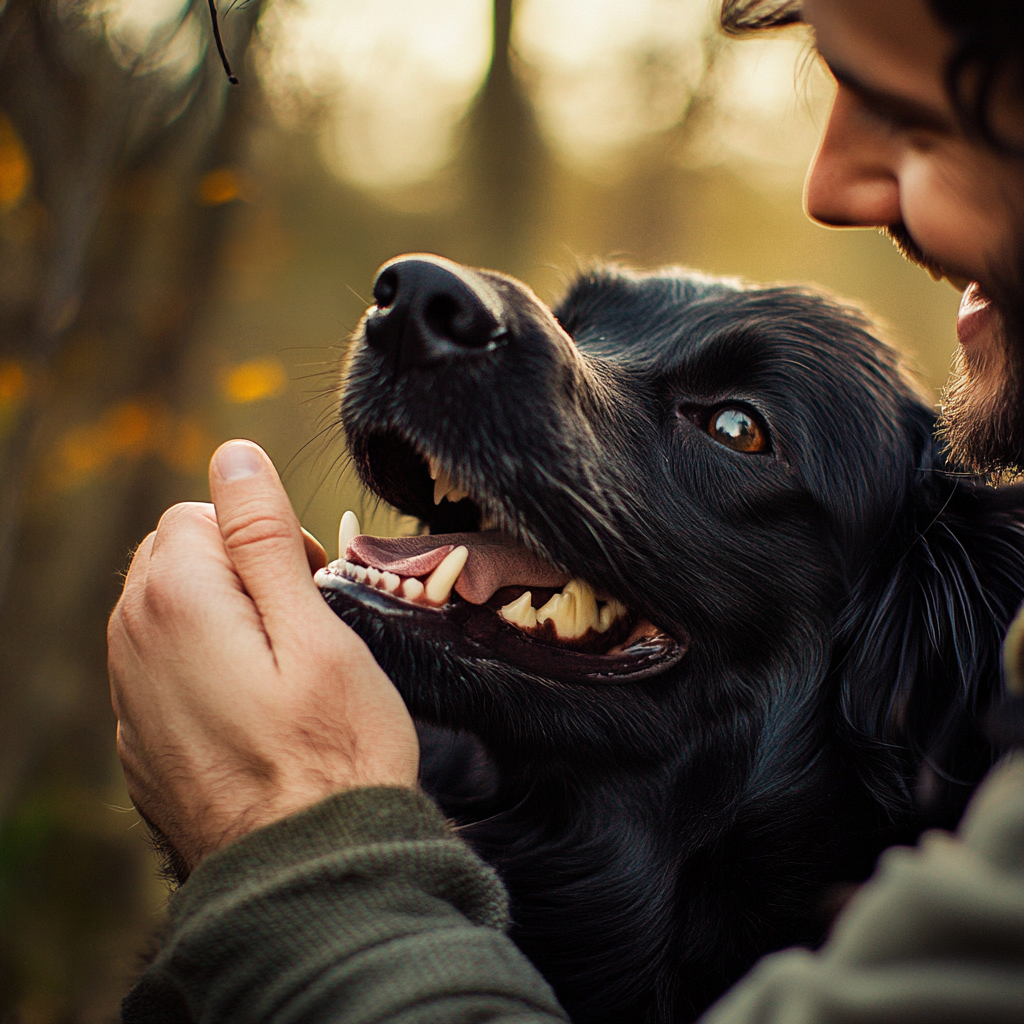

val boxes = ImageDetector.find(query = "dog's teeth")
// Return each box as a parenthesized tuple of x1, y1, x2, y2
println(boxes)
(366, 567, 381, 586)
(424, 545, 468, 605)
(536, 590, 581, 639)
(432, 470, 467, 505)
(433, 472, 449, 504)
(598, 598, 628, 632)
(351, 564, 368, 583)
(338, 510, 360, 559)
(381, 571, 401, 594)
(402, 577, 425, 600)
(563, 580, 600, 636)
(500, 591, 538, 629)
(428, 456, 442, 481)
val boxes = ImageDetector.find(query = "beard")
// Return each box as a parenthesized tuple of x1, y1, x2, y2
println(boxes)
(939, 335, 1024, 476)
(881, 223, 1024, 476)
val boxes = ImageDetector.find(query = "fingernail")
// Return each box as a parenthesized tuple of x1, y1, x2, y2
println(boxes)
(215, 441, 263, 482)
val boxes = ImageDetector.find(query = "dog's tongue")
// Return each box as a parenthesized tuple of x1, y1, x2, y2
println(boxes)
(347, 532, 569, 604)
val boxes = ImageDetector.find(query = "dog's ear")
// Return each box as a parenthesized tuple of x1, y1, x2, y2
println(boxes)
(833, 434, 1024, 827)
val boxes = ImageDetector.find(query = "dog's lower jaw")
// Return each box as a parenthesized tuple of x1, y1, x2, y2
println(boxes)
(320, 574, 688, 688)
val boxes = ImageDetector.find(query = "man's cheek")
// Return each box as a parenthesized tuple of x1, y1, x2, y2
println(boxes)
(900, 156, 991, 275)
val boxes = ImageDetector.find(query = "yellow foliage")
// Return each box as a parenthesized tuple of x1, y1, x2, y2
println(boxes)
(0, 112, 30, 209)
(161, 416, 210, 474)
(52, 399, 214, 489)
(220, 357, 287, 403)
(198, 168, 244, 206)
(0, 359, 25, 402)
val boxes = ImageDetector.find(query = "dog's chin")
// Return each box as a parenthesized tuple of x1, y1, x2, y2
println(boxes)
(316, 434, 687, 686)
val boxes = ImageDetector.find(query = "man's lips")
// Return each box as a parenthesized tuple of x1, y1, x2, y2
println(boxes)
(957, 282, 998, 349)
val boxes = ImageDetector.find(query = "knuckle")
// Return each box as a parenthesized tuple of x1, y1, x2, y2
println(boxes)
(157, 501, 213, 532)
(139, 567, 184, 623)
(220, 506, 295, 554)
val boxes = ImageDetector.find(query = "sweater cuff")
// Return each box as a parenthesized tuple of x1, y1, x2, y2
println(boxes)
(171, 787, 478, 923)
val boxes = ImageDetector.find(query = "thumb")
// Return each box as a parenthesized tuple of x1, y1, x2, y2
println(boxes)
(209, 440, 324, 639)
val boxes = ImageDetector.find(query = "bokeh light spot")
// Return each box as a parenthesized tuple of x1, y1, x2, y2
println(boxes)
(689, 32, 833, 189)
(256, 0, 493, 190)
(83, 0, 204, 83)
(51, 399, 213, 489)
(221, 358, 288, 404)
(161, 417, 210, 473)
(198, 168, 244, 206)
(0, 113, 30, 209)
(514, 0, 711, 170)
(106, 402, 154, 454)
(0, 359, 26, 402)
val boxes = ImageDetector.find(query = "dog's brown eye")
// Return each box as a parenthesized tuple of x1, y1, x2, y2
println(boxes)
(709, 407, 768, 453)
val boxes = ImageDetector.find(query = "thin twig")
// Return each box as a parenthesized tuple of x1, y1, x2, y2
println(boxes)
(207, 0, 239, 85)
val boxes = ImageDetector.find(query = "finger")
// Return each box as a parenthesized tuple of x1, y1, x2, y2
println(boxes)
(120, 530, 156, 592)
(208, 441, 324, 637)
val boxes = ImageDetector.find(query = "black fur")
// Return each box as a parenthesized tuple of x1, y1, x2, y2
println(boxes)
(325, 258, 1024, 1023)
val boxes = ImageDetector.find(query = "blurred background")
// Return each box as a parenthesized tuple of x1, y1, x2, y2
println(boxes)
(0, 0, 961, 1019)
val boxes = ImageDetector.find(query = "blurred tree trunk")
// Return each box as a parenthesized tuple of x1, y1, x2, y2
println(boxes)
(462, 0, 547, 275)
(0, 2, 264, 1013)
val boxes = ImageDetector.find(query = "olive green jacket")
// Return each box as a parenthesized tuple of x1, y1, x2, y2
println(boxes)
(123, 754, 1024, 1023)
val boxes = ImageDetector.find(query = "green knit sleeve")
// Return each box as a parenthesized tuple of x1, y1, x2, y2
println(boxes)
(121, 787, 568, 1024)
(699, 755, 1024, 1024)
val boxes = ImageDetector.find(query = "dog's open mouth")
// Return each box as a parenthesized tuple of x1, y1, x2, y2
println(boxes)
(316, 444, 687, 684)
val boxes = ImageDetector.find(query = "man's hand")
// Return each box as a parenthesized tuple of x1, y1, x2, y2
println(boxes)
(108, 440, 419, 872)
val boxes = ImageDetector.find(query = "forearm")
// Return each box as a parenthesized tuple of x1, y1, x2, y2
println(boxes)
(123, 787, 567, 1024)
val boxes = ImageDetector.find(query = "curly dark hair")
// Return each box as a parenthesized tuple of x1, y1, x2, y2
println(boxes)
(719, 1, 1024, 150)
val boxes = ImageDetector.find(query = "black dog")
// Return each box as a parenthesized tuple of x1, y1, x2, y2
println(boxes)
(318, 255, 1024, 1023)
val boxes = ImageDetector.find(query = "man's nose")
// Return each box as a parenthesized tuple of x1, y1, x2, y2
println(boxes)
(804, 87, 903, 228)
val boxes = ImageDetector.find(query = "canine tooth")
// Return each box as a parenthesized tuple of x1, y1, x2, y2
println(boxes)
(500, 591, 538, 629)
(366, 567, 381, 586)
(433, 470, 467, 505)
(424, 545, 469, 605)
(428, 456, 442, 481)
(536, 590, 580, 639)
(381, 571, 401, 593)
(338, 511, 360, 558)
(598, 598, 627, 632)
(433, 473, 448, 504)
(402, 577, 425, 601)
(563, 580, 600, 636)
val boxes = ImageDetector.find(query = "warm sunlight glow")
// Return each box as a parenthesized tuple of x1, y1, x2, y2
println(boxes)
(81, 0, 204, 82)
(257, 0, 493, 190)
(514, 0, 712, 169)
(694, 33, 834, 188)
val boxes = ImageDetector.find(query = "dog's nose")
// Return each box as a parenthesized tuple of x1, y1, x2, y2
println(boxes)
(364, 255, 506, 371)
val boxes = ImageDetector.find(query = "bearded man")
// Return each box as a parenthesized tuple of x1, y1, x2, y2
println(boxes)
(109, 1, 1024, 1021)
